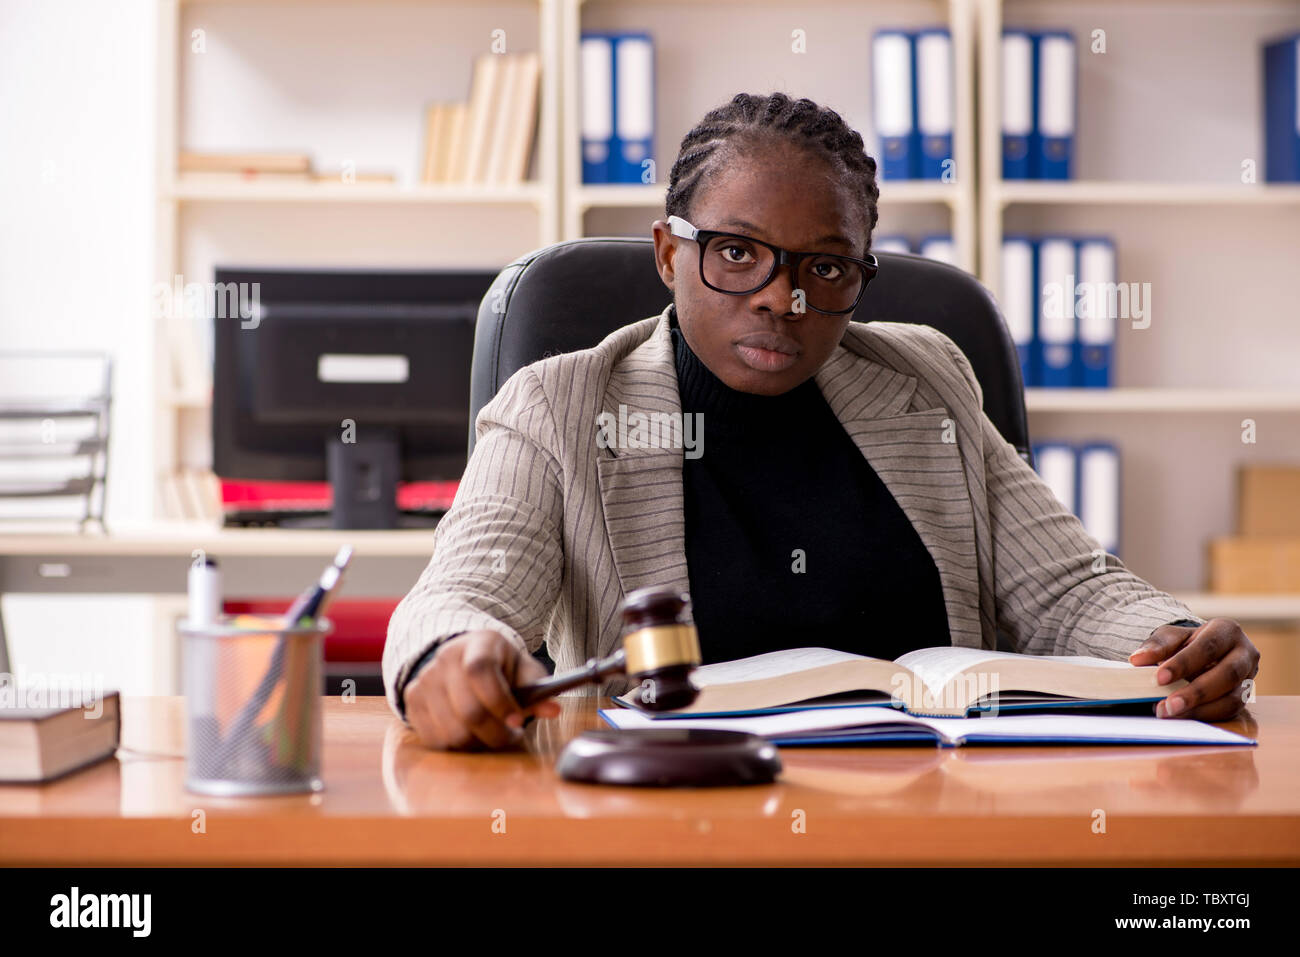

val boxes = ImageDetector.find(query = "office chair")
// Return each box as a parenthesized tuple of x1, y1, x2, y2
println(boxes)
(470, 238, 1032, 465)
(467, 237, 1035, 667)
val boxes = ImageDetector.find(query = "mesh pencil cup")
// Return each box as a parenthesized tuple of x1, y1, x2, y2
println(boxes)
(180, 614, 331, 796)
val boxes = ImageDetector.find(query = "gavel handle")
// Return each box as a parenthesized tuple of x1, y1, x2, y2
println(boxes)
(513, 649, 627, 709)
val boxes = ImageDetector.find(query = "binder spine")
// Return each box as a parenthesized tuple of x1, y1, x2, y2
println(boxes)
(1036, 236, 1077, 387)
(612, 33, 655, 184)
(1078, 442, 1121, 559)
(1076, 237, 1117, 388)
(1001, 31, 1034, 179)
(1035, 31, 1076, 180)
(580, 34, 613, 184)
(1263, 33, 1300, 182)
(916, 28, 954, 180)
(873, 30, 916, 180)
(1001, 235, 1036, 388)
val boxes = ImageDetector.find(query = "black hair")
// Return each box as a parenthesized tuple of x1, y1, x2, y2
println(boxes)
(664, 92, 880, 254)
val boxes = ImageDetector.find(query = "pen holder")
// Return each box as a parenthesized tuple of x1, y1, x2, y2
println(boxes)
(179, 614, 331, 796)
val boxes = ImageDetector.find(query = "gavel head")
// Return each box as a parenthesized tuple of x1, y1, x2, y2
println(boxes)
(619, 585, 702, 712)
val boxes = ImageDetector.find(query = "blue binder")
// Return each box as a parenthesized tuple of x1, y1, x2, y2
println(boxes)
(873, 29, 917, 180)
(1032, 441, 1077, 516)
(873, 235, 913, 255)
(1077, 442, 1121, 559)
(1264, 33, 1300, 182)
(1034, 31, 1076, 180)
(579, 33, 614, 183)
(915, 28, 954, 180)
(1075, 237, 1116, 388)
(1002, 30, 1034, 179)
(1036, 236, 1078, 387)
(1002, 235, 1037, 388)
(610, 33, 655, 184)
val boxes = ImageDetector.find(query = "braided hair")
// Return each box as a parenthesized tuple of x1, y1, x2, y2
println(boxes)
(664, 92, 880, 254)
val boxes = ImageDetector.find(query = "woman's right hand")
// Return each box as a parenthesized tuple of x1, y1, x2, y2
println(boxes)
(403, 629, 562, 751)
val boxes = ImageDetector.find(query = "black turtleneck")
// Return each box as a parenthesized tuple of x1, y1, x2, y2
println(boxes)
(670, 309, 952, 664)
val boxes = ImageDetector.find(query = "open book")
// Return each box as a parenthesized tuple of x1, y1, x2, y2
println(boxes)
(599, 705, 1256, 748)
(613, 646, 1191, 719)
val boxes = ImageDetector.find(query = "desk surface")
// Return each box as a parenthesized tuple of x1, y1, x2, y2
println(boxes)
(0, 523, 439, 557)
(1, 696, 1296, 866)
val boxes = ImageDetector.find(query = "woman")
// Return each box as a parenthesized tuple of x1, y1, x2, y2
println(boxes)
(385, 92, 1258, 751)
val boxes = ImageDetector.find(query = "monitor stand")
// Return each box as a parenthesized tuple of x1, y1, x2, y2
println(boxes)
(327, 434, 399, 530)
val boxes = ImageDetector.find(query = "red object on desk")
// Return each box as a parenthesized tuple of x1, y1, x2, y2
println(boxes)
(223, 599, 399, 663)
(220, 479, 459, 513)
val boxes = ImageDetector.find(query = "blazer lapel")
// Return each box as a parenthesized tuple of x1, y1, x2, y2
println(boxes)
(595, 314, 691, 650)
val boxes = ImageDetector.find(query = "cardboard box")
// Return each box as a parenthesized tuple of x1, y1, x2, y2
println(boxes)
(1209, 537, 1300, 592)
(1241, 625, 1300, 696)
(1238, 465, 1300, 537)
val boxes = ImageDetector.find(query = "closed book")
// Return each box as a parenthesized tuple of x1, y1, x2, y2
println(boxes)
(420, 103, 446, 183)
(873, 30, 915, 180)
(177, 151, 310, 174)
(459, 53, 502, 183)
(485, 54, 521, 184)
(500, 51, 541, 183)
(0, 690, 120, 783)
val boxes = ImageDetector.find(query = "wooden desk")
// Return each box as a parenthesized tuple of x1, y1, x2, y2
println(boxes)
(1, 696, 1296, 866)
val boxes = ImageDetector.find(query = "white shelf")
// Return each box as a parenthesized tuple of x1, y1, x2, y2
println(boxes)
(1026, 389, 1300, 413)
(167, 178, 548, 205)
(1172, 593, 1300, 622)
(995, 181, 1300, 207)
(575, 180, 965, 211)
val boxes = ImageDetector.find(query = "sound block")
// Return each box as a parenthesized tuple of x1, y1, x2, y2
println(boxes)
(556, 728, 782, 787)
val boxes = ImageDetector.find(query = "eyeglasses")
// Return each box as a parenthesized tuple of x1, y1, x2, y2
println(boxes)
(667, 215, 878, 315)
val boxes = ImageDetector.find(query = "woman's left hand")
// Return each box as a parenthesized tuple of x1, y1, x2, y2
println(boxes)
(1128, 618, 1259, 721)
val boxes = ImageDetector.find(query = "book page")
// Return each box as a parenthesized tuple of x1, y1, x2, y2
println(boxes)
(895, 647, 1139, 702)
(601, 703, 924, 738)
(894, 646, 1020, 701)
(910, 712, 1255, 746)
(687, 647, 875, 688)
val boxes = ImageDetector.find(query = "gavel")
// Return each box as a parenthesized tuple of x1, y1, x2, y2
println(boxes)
(512, 584, 702, 712)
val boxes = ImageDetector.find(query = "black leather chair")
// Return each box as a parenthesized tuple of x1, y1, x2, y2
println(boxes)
(467, 237, 1034, 667)
(469, 236, 1033, 467)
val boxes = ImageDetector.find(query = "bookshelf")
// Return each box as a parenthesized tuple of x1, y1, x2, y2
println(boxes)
(151, 0, 1299, 632)
(153, 0, 562, 525)
(564, 0, 980, 270)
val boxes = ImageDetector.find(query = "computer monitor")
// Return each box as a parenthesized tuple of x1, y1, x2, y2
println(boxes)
(212, 266, 497, 528)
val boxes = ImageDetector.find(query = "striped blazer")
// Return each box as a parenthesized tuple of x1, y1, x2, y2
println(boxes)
(383, 302, 1201, 720)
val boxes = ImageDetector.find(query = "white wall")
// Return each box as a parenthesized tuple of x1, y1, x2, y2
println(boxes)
(0, 0, 159, 692)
